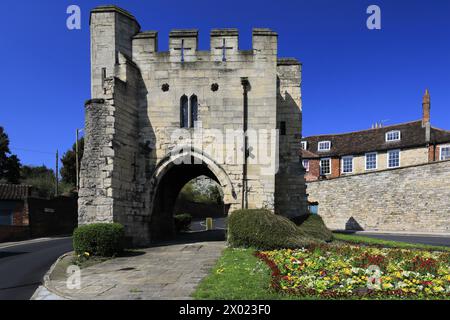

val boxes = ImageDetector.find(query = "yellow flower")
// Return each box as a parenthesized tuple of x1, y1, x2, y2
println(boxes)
(433, 286, 444, 293)
(382, 283, 393, 290)
(84, 252, 90, 257)
(216, 268, 225, 274)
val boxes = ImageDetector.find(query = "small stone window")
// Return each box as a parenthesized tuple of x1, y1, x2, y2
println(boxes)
(279, 122, 287, 136)
(162, 83, 170, 92)
(190, 95, 198, 128)
(180, 95, 189, 128)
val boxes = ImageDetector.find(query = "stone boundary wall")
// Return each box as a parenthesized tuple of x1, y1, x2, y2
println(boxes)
(306, 160, 450, 234)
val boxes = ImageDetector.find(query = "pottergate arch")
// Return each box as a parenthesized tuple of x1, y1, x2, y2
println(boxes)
(78, 5, 308, 246)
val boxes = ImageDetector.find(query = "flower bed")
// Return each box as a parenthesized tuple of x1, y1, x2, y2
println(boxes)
(256, 244, 450, 299)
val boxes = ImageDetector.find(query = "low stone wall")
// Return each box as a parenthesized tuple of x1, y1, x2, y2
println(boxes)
(306, 160, 450, 234)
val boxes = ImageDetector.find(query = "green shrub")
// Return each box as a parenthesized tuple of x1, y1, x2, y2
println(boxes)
(174, 214, 192, 233)
(228, 209, 313, 250)
(295, 215, 334, 243)
(73, 223, 125, 257)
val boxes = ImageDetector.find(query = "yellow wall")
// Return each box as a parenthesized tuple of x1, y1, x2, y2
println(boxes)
(340, 147, 429, 175)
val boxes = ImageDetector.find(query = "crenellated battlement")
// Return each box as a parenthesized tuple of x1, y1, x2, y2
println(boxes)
(89, 5, 295, 71)
(132, 28, 279, 63)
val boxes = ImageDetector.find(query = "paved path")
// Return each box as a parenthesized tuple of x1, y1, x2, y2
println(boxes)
(44, 241, 226, 300)
(0, 237, 73, 300)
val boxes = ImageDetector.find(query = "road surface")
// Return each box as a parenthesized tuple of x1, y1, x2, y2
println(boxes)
(0, 238, 73, 300)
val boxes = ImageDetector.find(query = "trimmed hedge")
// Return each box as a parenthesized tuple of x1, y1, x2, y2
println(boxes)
(73, 223, 125, 257)
(228, 209, 313, 250)
(174, 214, 192, 233)
(295, 215, 334, 243)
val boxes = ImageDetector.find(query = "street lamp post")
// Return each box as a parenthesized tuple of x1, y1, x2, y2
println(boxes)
(76, 129, 83, 191)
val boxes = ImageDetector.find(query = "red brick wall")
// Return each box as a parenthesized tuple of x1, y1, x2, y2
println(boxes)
(304, 157, 340, 181)
(331, 158, 341, 179)
(305, 159, 320, 182)
(0, 226, 30, 242)
(12, 201, 29, 226)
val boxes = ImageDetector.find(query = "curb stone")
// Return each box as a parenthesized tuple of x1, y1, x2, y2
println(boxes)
(31, 253, 72, 300)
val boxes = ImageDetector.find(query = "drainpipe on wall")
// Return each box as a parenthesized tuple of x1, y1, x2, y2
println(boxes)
(241, 77, 250, 210)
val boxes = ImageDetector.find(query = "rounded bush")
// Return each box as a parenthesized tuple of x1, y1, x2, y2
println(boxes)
(294, 214, 334, 243)
(228, 209, 312, 250)
(73, 223, 125, 257)
(174, 214, 192, 233)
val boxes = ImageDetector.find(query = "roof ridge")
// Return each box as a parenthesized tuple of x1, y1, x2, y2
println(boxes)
(303, 120, 422, 139)
(431, 126, 450, 133)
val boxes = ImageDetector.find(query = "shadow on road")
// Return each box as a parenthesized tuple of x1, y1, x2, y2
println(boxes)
(150, 230, 226, 248)
(0, 252, 28, 260)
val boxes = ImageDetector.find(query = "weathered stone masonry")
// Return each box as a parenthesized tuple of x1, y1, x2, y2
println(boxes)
(307, 160, 450, 234)
(79, 5, 307, 245)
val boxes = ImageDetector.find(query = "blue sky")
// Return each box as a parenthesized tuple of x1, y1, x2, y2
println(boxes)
(1, 0, 449, 168)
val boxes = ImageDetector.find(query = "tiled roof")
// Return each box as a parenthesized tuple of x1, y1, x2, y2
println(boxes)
(0, 184, 31, 200)
(301, 120, 450, 158)
(301, 149, 320, 159)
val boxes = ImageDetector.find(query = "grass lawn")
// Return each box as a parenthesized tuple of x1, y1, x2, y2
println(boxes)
(334, 233, 450, 252)
(193, 248, 296, 300)
(193, 234, 450, 300)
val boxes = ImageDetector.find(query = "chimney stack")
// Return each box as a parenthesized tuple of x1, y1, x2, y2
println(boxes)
(422, 89, 431, 127)
(422, 89, 431, 142)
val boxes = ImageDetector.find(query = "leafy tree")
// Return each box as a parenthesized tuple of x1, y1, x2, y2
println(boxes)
(0, 126, 21, 184)
(5, 155, 21, 184)
(21, 165, 56, 198)
(61, 138, 84, 186)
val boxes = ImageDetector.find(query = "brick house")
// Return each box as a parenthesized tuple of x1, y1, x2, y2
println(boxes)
(301, 90, 450, 182)
(0, 184, 79, 242)
(0, 184, 32, 242)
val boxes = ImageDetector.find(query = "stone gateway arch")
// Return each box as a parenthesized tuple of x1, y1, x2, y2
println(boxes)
(79, 5, 307, 246)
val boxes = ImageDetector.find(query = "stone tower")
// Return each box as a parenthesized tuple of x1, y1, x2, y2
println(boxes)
(79, 5, 307, 246)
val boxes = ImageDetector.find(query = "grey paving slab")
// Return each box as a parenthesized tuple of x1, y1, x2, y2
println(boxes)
(39, 241, 225, 300)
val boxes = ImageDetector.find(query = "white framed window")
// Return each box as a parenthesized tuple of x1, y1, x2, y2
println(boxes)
(318, 141, 331, 152)
(386, 130, 401, 142)
(320, 158, 331, 176)
(301, 141, 308, 150)
(365, 152, 378, 170)
(387, 149, 401, 168)
(440, 145, 450, 161)
(341, 156, 354, 174)
(302, 159, 310, 172)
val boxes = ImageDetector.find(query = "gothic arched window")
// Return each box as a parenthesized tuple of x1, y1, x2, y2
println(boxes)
(190, 95, 198, 128)
(180, 95, 189, 128)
